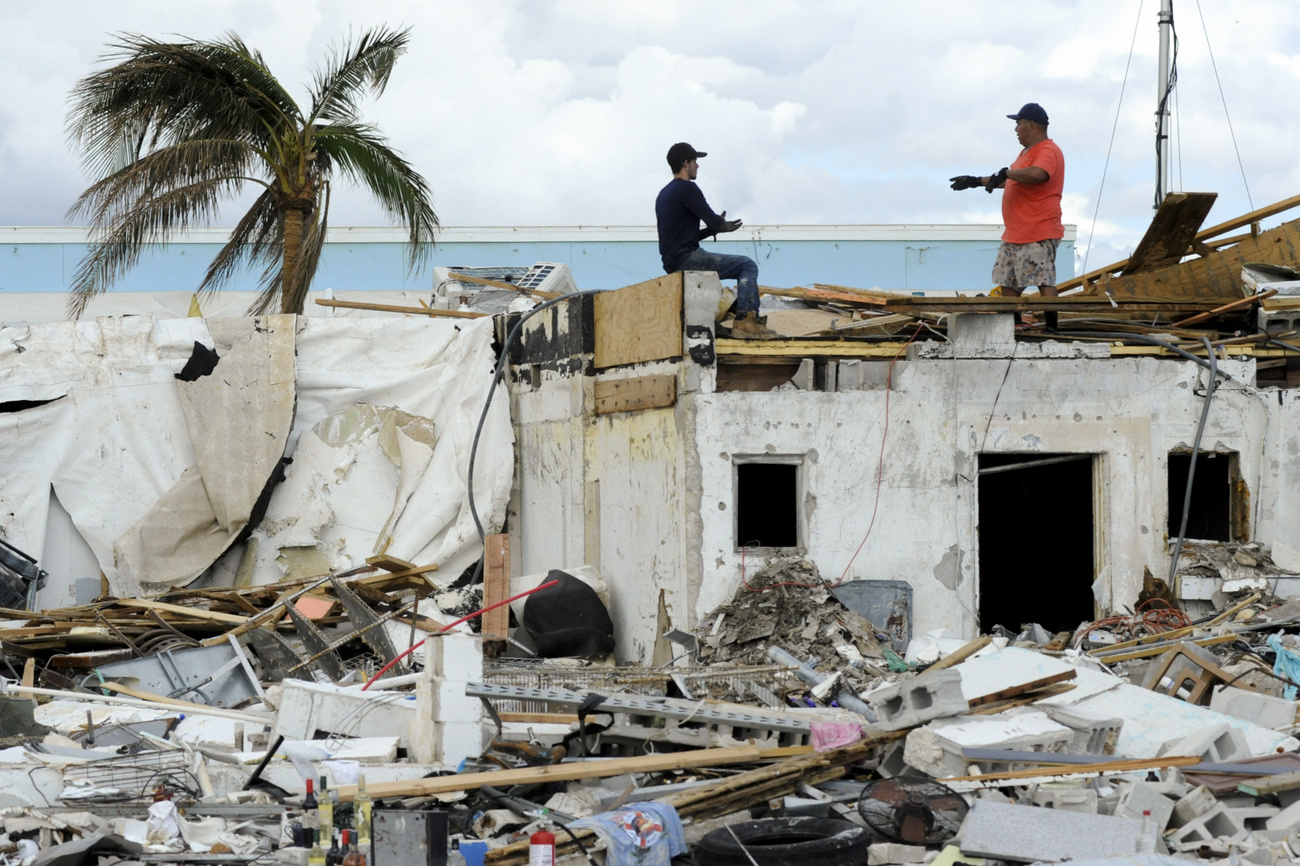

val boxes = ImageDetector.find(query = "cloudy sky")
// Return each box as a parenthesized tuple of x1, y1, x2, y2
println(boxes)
(2, 0, 1298, 272)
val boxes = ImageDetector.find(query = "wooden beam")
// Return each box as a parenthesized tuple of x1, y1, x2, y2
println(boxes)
(593, 374, 677, 414)
(967, 670, 1077, 707)
(333, 744, 763, 801)
(481, 534, 510, 642)
(1195, 192, 1300, 241)
(927, 635, 992, 672)
(1237, 769, 1300, 797)
(111, 599, 248, 626)
(1172, 289, 1275, 327)
(450, 271, 559, 299)
(942, 754, 1202, 783)
(314, 299, 487, 318)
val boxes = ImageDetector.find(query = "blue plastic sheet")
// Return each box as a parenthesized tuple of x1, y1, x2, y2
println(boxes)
(1268, 633, 1300, 700)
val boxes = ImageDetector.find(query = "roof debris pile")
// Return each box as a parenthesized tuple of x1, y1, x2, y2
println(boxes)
(4, 550, 1300, 865)
(737, 195, 1300, 389)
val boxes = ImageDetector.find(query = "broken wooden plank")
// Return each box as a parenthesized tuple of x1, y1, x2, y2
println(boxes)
(450, 271, 559, 299)
(942, 754, 1202, 783)
(1237, 769, 1300, 797)
(1195, 192, 1300, 242)
(481, 534, 510, 642)
(883, 296, 1227, 313)
(111, 599, 248, 626)
(927, 635, 992, 672)
(314, 299, 487, 318)
(593, 374, 677, 414)
(365, 554, 417, 573)
(334, 744, 763, 801)
(1171, 289, 1275, 327)
(966, 670, 1077, 707)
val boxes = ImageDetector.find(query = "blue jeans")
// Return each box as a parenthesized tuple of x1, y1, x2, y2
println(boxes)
(676, 248, 760, 314)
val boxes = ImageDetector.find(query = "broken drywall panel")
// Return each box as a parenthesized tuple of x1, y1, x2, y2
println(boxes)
(1057, 680, 1299, 758)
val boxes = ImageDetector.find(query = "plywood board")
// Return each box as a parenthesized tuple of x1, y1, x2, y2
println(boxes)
(1122, 192, 1218, 274)
(593, 273, 683, 368)
(482, 534, 510, 641)
(593, 374, 677, 414)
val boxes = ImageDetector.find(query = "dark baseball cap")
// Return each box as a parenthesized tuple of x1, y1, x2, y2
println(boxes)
(1007, 103, 1049, 125)
(667, 142, 707, 170)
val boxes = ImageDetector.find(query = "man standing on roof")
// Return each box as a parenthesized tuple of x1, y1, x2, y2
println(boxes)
(950, 103, 1064, 328)
(656, 142, 776, 339)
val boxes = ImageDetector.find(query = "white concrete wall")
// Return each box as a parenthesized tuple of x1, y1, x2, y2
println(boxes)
(692, 352, 1268, 639)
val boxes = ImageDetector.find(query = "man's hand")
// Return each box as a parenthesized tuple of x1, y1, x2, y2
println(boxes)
(949, 175, 982, 191)
(985, 167, 1009, 193)
(716, 210, 743, 233)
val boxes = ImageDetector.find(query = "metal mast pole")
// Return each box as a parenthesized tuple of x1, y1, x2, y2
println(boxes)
(1155, 0, 1174, 209)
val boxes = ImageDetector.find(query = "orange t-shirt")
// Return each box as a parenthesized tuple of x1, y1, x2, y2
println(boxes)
(1001, 138, 1064, 244)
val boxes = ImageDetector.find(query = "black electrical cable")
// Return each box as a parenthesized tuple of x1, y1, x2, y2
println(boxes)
(1168, 337, 1216, 584)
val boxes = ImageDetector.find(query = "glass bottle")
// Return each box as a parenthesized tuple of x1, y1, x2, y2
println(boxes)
(319, 776, 334, 835)
(308, 828, 327, 866)
(326, 828, 343, 866)
(341, 830, 358, 866)
(303, 778, 320, 831)
(448, 838, 467, 866)
(353, 774, 372, 849)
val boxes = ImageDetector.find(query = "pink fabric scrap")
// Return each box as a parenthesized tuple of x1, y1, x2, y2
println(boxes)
(810, 721, 866, 752)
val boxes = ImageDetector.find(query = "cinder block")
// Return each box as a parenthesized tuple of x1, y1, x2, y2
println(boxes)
(867, 842, 927, 865)
(903, 710, 1073, 779)
(1265, 797, 1300, 831)
(436, 721, 486, 767)
(1029, 784, 1098, 814)
(950, 313, 1016, 355)
(1160, 723, 1251, 764)
(1172, 786, 1218, 827)
(956, 800, 1144, 862)
(1168, 802, 1248, 845)
(1228, 804, 1281, 831)
(867, 669, 969, 731)
(1042, 705, 1123, 755)
(876, 740, 909, 778)
(1115, 781, 1175, 830)
(1211, 686, 1298, 731)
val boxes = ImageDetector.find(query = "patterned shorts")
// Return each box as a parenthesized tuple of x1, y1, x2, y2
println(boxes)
(992, 238, 1059, 290)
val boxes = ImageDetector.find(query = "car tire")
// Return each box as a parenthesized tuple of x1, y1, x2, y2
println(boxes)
(695, 817, 869, 866)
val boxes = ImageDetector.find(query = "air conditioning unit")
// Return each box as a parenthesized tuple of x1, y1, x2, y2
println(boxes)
(431, 265, 529, 310)
(515, 262, 577, 297)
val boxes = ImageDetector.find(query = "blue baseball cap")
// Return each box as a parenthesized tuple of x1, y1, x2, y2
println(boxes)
(1008, 103, 1049, 125)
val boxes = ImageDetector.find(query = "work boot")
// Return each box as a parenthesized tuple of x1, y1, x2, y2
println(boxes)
(729, 312, 779, 340)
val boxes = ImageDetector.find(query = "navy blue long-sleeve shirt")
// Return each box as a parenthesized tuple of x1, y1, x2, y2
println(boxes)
(655, 178, 724, 273)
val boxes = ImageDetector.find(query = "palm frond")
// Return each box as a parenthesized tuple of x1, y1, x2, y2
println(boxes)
(67, 177, 243, 318)
(308, 27, 410, 125)
(197, 188, 282, 296)
(67, 32, 300, 180)
(315, 123, 437, 268)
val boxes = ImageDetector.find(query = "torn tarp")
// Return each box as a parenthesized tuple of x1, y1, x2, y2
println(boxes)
(0, 314, 514, 597)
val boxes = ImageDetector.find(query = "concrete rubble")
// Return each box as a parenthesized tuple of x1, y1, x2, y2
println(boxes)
(1, 567, 1299, 865)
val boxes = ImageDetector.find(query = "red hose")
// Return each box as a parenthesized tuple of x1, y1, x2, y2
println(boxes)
(360, 578, 559, 690)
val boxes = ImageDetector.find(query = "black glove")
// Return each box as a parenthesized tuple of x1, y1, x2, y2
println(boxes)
(716, 211, 743, 233)
(985, 167, 1008, 193)
(949, 175, 982, 191)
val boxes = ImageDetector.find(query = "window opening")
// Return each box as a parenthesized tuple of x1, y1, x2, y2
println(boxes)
(1167, 452, 1233, 542)
(736, 461, 799, 549)
(978, 453, 1096, 634)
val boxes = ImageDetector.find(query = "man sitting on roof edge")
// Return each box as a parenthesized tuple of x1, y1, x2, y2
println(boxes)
(655, 142, 777, 339)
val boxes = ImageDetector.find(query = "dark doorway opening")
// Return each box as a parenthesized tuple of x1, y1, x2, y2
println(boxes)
(736, 461, 799, 548)
(978, 453, 1095, 634)
(1167, 452, 1233, 542)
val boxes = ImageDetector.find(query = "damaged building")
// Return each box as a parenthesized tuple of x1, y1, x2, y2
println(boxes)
(5, 198, 1300, 864)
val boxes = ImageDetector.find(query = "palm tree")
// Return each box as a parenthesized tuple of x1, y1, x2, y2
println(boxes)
(65, 27, 437, 317)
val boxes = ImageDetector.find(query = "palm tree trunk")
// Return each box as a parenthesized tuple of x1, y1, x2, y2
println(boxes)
(281, 207, 305, 314)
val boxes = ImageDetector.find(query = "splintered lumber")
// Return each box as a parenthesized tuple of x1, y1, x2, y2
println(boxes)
(485, 734, 906, 866)
(927, 635, 992, 672)
(759, 285, 888, 307)
(111, 599, 248, 626)
(334, 745, 763, 802)
(1237, 769, 1300, 797)
(314, 299, 487, 318)
(943, 754, 1202, 784)
(1171, 289, 1276, 327)
(967, 670, 1076, 707)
